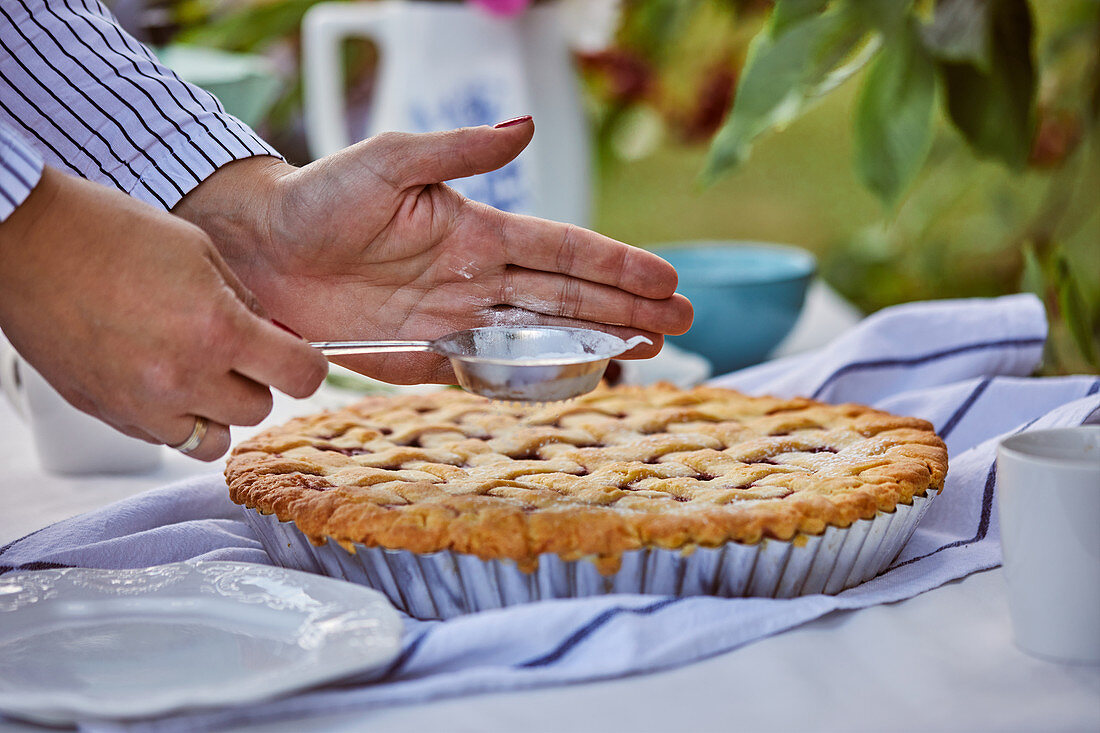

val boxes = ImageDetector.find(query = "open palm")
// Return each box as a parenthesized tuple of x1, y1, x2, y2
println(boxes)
(192, 120, 692, 384)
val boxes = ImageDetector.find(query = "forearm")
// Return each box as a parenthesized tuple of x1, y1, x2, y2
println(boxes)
(0, 166, 59, 290)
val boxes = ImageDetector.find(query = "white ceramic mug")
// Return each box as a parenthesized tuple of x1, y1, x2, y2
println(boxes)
(0, 343, 163, 475)
(997, 426, 1100, 663)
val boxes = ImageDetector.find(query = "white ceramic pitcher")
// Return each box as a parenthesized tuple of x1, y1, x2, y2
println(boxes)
(301, 0, 591, 225)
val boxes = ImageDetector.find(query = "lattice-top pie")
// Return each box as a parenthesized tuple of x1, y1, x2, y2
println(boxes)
(227, 384, 948, 573)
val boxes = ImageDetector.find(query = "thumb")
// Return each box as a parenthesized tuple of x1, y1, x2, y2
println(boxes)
(376, 116, 534, 188)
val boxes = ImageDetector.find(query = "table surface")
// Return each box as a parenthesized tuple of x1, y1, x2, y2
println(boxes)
(2, 291, 1099, 733)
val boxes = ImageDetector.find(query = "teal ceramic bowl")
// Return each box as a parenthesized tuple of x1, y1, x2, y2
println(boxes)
(651, 242, 816, 375)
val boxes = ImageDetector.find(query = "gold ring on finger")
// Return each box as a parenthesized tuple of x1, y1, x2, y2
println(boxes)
(169, 416, 208, 454)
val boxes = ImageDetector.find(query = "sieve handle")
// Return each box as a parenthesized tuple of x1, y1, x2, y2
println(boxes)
(621, 335, 653, 352)
(310, 340, 433, 356)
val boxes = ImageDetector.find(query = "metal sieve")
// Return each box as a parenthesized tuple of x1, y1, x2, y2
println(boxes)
(311, 326, 651, 402)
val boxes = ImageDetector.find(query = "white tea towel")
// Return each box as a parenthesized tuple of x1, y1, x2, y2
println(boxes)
(2, 294, 1097, 732)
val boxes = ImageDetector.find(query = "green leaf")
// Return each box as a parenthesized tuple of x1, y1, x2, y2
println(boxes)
(850, 0, 912, 36)
(1018, 240, 1045, 299)
(853, 20, 936, 205)
(700, 6, 872, 185)
(937, 0, 1036, 170)
(1052, 247, 1100, 370)
(769, 0, 830, 37)
(922, 0, 993, 70)
(620, 0, 704, 60)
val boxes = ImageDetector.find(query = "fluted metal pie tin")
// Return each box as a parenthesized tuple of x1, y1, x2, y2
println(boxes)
(244, 490, 938, 620)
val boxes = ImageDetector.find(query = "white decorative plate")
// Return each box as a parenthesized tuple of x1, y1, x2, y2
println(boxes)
(0, 561, 404, 724)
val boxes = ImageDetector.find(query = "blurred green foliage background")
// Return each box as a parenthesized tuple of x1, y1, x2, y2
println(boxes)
(586, 0, 1099, 375)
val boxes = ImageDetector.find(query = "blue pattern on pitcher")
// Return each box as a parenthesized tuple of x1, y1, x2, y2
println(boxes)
(410, 80, 534, 215)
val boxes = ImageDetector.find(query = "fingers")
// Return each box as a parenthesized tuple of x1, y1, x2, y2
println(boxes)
(127, 260, 327, 459)
(143, 283, 326, 461)
(137, 364, 285, 462)
(135, 354, 286, 463)
(199, 240, 328, 400)
(496, 266, 693, 335)
(231, 317, 330, 400)
(166, 311, 328, 461)
(188, 371, 274, 428)
(368, 120, 534, 188)
(489, 210, 680, 301)
(163, 415, 231, 463)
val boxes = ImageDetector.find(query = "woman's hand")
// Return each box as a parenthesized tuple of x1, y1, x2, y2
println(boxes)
(176, 119, 693, 384)
(0, 167, 329, 460)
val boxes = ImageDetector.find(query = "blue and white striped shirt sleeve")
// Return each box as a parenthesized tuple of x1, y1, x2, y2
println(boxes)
(0, 119, 43, 221)
(0, 0, 281, 213)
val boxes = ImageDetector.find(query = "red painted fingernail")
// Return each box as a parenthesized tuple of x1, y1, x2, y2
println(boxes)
(271, 319, 302, 338)
(493, 115, 532, 129)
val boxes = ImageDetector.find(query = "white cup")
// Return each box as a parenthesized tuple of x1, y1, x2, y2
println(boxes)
(997, 426, 1100, 663)
(0, 343, 163, 475)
